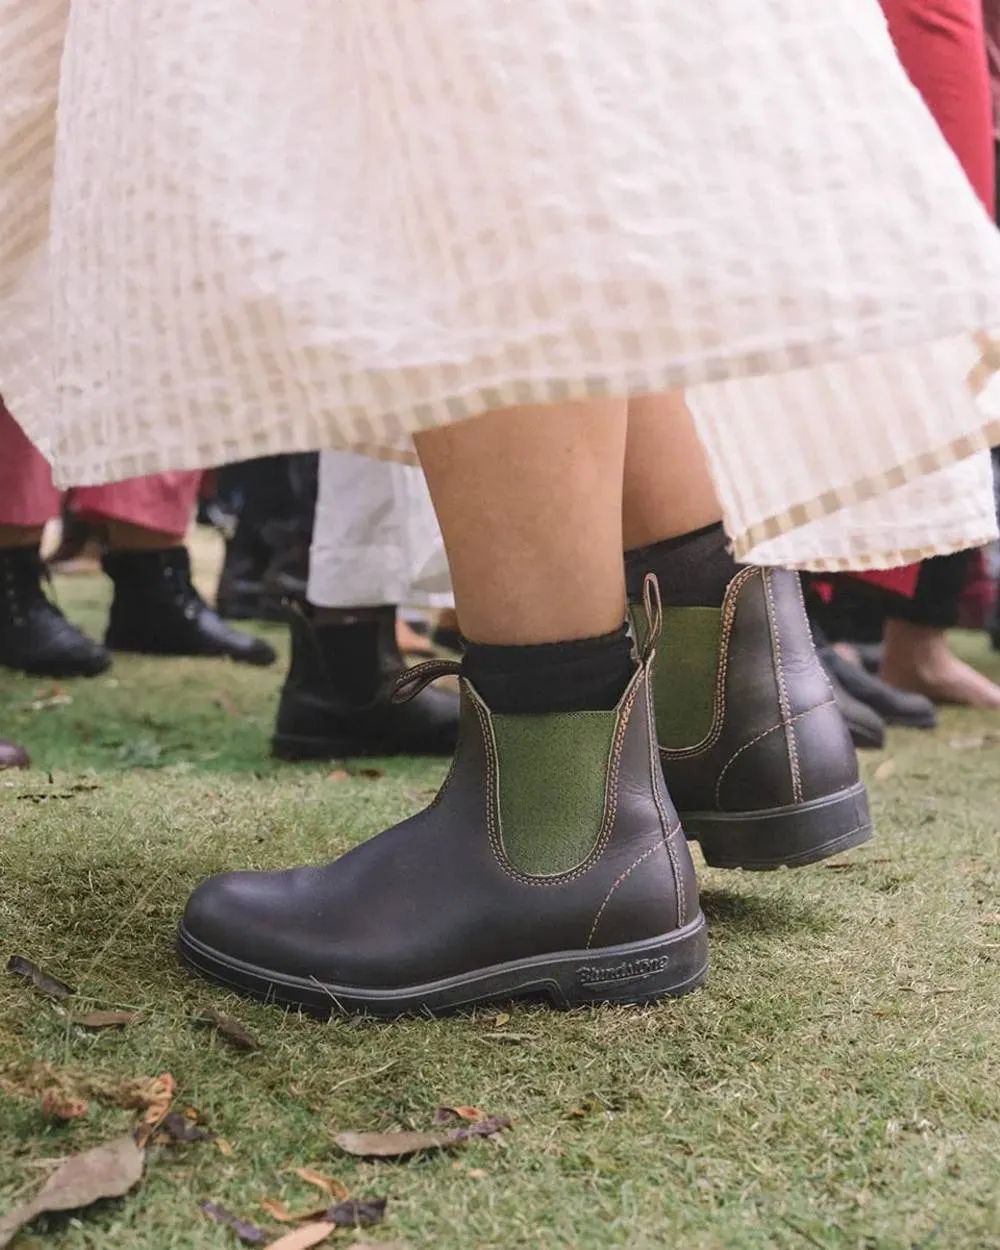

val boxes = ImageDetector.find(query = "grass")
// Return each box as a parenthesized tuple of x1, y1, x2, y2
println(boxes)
(2, 551, 1000, 1248)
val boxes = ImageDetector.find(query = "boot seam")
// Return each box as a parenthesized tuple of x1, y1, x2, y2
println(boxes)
(475, 677, 637, 886)
(762, 570, 803, 804)
(712, 697, 836, 807)
(644, 654, 687, 924)
(586, 843, 669, 949)
(659, 566, 757, 758)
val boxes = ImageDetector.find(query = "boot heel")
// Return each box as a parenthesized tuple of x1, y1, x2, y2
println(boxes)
(684, 780, 872, 871)
(559, 914, 709, 1007)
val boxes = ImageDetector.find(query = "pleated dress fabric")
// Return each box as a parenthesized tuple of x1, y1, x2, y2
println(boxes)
(3, 0, 1000, 569)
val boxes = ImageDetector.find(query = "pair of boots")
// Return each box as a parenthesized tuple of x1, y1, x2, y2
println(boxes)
(179, 562, 871, 1016)
(0, 545, 276, 678)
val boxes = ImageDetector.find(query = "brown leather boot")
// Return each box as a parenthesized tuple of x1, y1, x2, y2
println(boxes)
(178, 581, 707, 1015)
(646, 567, 871, 870)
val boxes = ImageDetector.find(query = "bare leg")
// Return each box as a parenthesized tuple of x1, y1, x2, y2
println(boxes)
(415, 398, 629, 644)
(0, 524, 44, 547)
(881, 619, 1000, 708)
(622, 392, 722, 549)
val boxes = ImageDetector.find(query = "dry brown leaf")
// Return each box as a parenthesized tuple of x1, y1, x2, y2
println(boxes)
(135, 1072, 176, 1145)
(215, 1137, 235, 1155)
(200, 1200, 271, 1245)
(6, 954, 75, 1000)
(74, 1011, 145, 1030)
(291, 1167, 350, 1201)
(0, 1134, 145, 1249)
(328, 769, 351, 782)
(40, 1088, 89, 1121)
(493, 1012, 511, 1028)
(873, 759, 897, 782)
(261, 1198, 297, 1223)
(196, 1006, 260, 1051)
(265, 1223, 337, 1250)
(335, 1119, 508, 1158)
(433, 1105, 486, 1125)
(356, 767, 385, 781)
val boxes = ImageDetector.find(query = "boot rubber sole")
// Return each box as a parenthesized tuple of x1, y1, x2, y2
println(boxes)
(682, 780, 871, 871)
(176, 912, 709, 1017)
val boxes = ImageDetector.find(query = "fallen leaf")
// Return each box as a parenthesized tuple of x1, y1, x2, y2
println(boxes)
(6, 955, 75, 1000)
(465, 1168, 488, 1180)
(433, 1106, 486, 1125)
(135, 1072, 176, 1145)
(356, 768, 384, 781)
(492, 1013, 511, 1028)
(196, 1007, 260, 1052)
(325, 1198, 387, 1228)
(0, 1134, 145, 1249)
(200, 1200, 271, 1246)
(215, 1138, 235, 1156)
(74, 1011, 145, 1030)
(40, 1088, 89, 1121)
(873, 759, 896, 782)
(265, 1224, 337, 1250)
(291, 1167, 350, 1201)
(335, 1119, 508, 1158)
(155, 1110, 214, 1144)
(328, 770, 351, 783)
(261, 1198, 296, 1222)
(978, 913, 1000, 925)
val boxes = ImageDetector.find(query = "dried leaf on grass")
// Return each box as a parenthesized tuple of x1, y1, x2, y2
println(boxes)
(200, 1200, 271, 1246)
(433, 1105, 487, 1125)
(335, 1118, 509, 1158)
(265, 1224, 337, 1250)
(196, 1007, 261, 1052)
(261, 1198, 297, 1222)
(328, 769, 351, 783)
(134, 1072, 177, 1146)
(40, 1088, 89, 1121)
(0, 1134, 145, 1249)
(289, 1167, 350, 1201)
(6, 955, 75, 1000)
(74, 1010, 145, 1030)
(356, 768, 385, 781)
(155, 1110, 215, 1145)
(873, 758, 897, 782)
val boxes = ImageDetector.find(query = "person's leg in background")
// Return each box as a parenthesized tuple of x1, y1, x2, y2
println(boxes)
(75, 474, 277, 666)
(0, 399, 111, 676)
(179, 398, 709, 1014)
(272, 450, 459, 759)
(876, 0, 999, 705)
(881, 550, 1000, 704)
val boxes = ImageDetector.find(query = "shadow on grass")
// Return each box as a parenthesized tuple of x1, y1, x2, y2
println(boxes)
(700, 887, 833, 940)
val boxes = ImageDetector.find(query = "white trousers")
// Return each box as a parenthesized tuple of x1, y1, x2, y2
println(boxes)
(306, 452, 452, 609)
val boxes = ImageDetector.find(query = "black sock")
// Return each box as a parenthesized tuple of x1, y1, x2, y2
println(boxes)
(463, 625, 634, 713)
(311, 604, 399, 703)
(625, 522, 739, 607)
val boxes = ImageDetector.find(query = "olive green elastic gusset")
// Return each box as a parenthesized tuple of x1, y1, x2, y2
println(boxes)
(491, 709, 618, 876)
(649, 607, 723, 749)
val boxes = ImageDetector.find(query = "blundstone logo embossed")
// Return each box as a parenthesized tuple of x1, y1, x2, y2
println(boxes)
(577, 955, 670, 987)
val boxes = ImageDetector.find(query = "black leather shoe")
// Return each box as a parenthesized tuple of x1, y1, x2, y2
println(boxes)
(818, 644, 936, 729)
(272, 603, 459, 759)
(648, 568, 872, 871)
(179, 581, 707, 1016)
(0, 546, 111, 678)
(826, 671, 886, 750)
(103, 547, 276, 666)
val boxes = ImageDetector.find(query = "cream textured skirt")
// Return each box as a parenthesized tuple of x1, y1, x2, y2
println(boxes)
(3, 0, 1000, 571)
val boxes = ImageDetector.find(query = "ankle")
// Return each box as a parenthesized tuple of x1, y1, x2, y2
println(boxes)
(625, 523, 739, 608)
(463, 626, 634, 713)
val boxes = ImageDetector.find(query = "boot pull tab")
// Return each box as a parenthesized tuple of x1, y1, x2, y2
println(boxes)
(392, 658, 463, 705)
(639, 573, 664, 666)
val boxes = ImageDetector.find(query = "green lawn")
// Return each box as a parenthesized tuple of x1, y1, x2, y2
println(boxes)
(1, 566, 999, 1249)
